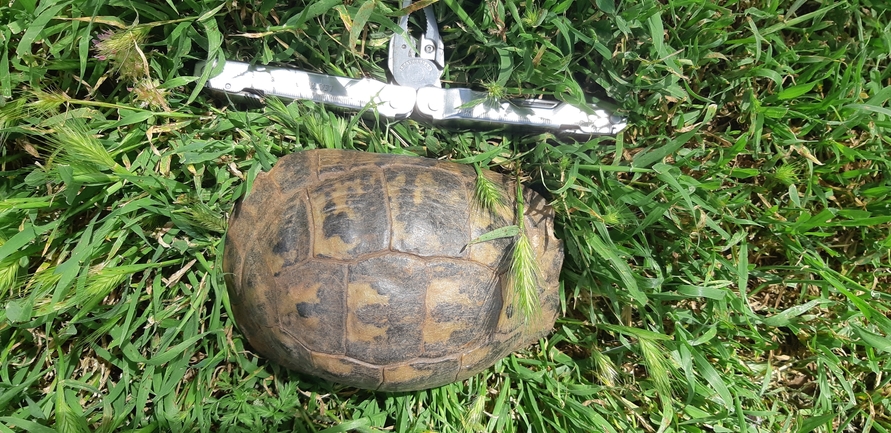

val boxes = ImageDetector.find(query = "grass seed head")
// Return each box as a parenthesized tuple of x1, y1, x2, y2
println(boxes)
(600, 204, 634, 227)
(508, 231, 542, 323)
(461, 387, 488, 432)
(48, 121, 119, 171)
(591, 349, 619, 387)
(92, 27, 150, 81)
(639, 338, 673, 399)
(175, 196, 228, 234)
(130, 78, 170, 111)
(0, 259, 19, 300)
(28, 89, 70, 115)
(522, 6, 546, 28)
(772, 164, 800, 186)
(482, 80, 508, 101)
(68, 268, 131, 320)
(55, 385, 89, 433)
(504, 180, 543, 322)
(29, 265, 62, 292)
(474, 168, 508, 214)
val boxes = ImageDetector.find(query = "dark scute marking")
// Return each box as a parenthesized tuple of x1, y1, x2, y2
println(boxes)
(422, 259, 499, 358)
(295, 302, 316, 318)
(486, 330, 522, 358)
(309, 167, 389, 259)
(226, 200, 248, 233)
(429, 302, 465, 321)
(429, 260, 497, 305)
(354, 304, 390, 327)
(346, 255, 426, 365)
(271, 198, 311, 268)
(386, 323, 422, 349)
(234, 257, 275, 333)
(321, 207, 355, 244)
(386, 166, 470, 257)
(546, 242, 565, 281)
(424, 324, 477, 359)
(505, 304, 514, 319)
(276, 261, 347, 355)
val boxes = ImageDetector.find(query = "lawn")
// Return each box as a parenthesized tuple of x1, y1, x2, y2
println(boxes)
(1, 0, 890, 431)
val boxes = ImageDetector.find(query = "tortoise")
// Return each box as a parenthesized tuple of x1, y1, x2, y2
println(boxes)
(223, 149, 564, 391)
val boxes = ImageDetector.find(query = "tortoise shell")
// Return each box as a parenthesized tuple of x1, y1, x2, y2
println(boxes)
(223, 149, 563, 391)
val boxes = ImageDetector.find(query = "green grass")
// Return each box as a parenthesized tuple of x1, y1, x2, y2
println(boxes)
(2, 0, 890, 431)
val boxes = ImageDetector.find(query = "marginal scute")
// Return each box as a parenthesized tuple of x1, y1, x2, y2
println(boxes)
(312, 352, 383, 390)
(455, 333, 518, 381)
(233, 255, 310, 367)
(222, 234, 244, 296)
(317, 148, 400, 179)
(267, 328, 314, 373)
(269, 150, 317, 194)
(381, 358, 461, 392)
(224, 149, 564, 391)
(248, 170, 281, 200)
